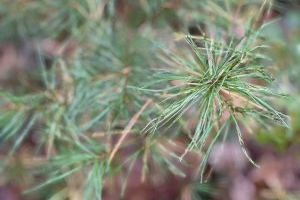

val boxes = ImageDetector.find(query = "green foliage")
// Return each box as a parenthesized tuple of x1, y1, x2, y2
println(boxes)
(139, 17, 289, 178)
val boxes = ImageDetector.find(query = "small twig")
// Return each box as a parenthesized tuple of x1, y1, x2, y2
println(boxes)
(46, 133, 55, 159)
(91, 130, 137, 138)
(141, 138, 150, 182)
(108, 99, 152, 164)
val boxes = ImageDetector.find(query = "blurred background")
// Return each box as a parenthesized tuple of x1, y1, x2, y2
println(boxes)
(0, 0, 300, 200)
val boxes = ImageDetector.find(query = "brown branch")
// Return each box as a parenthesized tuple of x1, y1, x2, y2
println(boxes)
(108, 99, 152, 164)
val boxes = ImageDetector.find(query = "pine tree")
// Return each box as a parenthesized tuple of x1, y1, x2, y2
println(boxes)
(0, 0, 291, 199)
